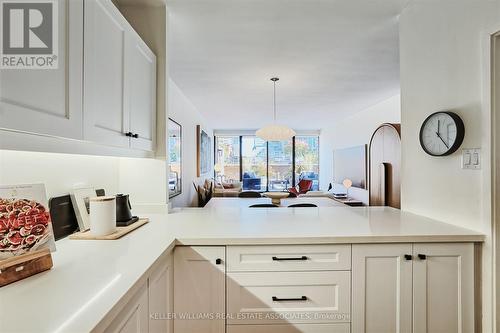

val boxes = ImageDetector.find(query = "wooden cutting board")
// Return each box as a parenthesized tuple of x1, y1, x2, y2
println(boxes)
(0, 249, 53, 287)
(69, 218, 149, 240)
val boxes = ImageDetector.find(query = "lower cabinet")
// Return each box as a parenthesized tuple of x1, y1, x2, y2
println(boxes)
(102, 242, 477, 333)
(226, 323, 350, 333)
(104, 283, 149, 333)
(351, 244, 413, 333)
(412, 243, 475, 333)
(103, 254, 173, 333)
(227, 271, 350, 325)
(173, 246, 226, 333)
(149, 255, 173, 333)
(352, 243, 475, 333)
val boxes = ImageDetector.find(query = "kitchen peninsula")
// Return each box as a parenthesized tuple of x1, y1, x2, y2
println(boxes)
(0, 207, 484, 333)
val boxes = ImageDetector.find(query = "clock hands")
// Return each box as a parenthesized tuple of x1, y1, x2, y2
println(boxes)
(435, 119, 450, 149)
(436, 131, 449, 149)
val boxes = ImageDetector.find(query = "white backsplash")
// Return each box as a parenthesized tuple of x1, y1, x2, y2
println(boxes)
(0, 150, 167, 208)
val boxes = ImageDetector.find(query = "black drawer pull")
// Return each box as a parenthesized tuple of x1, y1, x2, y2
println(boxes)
(404, 254, 412, 260)
(132, 133, 139, 138)
(124, 132, 133, 137)
(418, 254, 427, 260)
(272, 256, 308, 261)
(272, 296, 308, 302)
(215, 258, 222, 265)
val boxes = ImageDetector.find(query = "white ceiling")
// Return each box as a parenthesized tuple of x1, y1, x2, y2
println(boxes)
(167, 0, 407, 130)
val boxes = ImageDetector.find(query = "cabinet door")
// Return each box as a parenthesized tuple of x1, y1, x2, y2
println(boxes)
(0, 0, 83, 139)
(83, 0, 129, 148)
(104, 283, 149, 333)
(174, 246, 225, 333)
(352, 244, 412, 333)
(413, 243, 474, 333)
(149, 255, 173, 333)
(126, 34, 156, 151)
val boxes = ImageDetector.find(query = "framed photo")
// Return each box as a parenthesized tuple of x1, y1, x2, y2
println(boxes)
(196, 125, 211, 177)
(0, 183, 56, 260)
(70, 187, 96, 231)
(168, 118, 182, 199)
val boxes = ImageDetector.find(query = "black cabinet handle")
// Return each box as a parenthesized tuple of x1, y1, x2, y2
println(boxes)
(125, 132, 133, 137)
(272, 296, 308, 302)
(132, 133, 139, 138)
(404, 254, 412, 260)
(272, 256, 308, 261)
(418, 254, 427, 260)
(215, 258, 222, 265)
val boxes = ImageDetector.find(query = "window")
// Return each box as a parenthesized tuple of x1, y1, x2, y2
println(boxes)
(215, 136, 240, 183)
(268, 140, 293, 191)
(241, 136, 267, 191)
(215, 134, 320, 192)
(295, 136, 320, 190)
(168, 119, 182, 198)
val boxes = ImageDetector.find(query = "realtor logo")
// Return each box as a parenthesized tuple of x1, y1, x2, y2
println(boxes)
(0, 0, 58, 69)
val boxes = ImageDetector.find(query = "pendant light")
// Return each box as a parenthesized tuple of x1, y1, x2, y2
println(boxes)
(256, 77, 296, 141)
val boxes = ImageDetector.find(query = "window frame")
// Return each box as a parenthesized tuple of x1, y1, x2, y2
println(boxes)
(214, 135, 320, 192)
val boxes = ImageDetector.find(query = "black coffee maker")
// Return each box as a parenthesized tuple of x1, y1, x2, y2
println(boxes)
(116, 194, 139, 226)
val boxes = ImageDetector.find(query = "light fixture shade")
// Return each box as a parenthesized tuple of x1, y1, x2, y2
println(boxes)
(342, 178, 353, 189)
(256, 124, 296, 141)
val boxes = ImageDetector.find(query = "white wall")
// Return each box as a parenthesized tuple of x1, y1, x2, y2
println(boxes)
(168, 79, 214, 207)
(399, 1, 500, 331)
(319, 94, 401, 203)
(0, 150, 167, 211)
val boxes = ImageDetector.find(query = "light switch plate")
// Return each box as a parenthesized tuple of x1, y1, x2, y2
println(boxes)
(462, 148, 481, 170)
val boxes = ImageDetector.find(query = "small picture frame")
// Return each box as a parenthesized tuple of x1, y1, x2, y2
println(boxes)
(70, 187, 96, 231)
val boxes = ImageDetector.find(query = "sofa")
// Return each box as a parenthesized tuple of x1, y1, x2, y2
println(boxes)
(213, 181, 243, 197)
(242, 172, 261, 191)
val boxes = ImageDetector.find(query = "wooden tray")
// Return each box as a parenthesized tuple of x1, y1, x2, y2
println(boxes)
(0, 248, 53, 287)
(69, 218, 149, 240)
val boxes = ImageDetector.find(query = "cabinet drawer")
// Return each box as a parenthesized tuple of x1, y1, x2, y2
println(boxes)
(227, 323, 350, 333)
(227, 271, 350, 325)
(227, 245, 351, 272)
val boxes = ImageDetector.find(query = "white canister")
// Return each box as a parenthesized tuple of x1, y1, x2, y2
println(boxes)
(89, 196, 116, 236)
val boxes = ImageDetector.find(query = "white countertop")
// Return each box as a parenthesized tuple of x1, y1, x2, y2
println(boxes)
(0, 206, 484, 333)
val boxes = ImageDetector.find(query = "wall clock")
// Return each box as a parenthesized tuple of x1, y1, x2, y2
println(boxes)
(419, 111, 465, 156)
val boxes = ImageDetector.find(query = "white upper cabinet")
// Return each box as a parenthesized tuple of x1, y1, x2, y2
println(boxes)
(83, 0, 130, 148)
(83, 0, 156, 151)
(126, 33, 156, 151)
(0, 0, 83, 139)
(1, 0, 157, 155)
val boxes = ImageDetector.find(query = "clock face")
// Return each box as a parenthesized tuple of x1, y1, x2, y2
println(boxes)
(419, 112, 465, 156)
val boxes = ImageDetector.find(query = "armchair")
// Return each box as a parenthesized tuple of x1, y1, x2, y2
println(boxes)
(288, 179, 313, 196)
